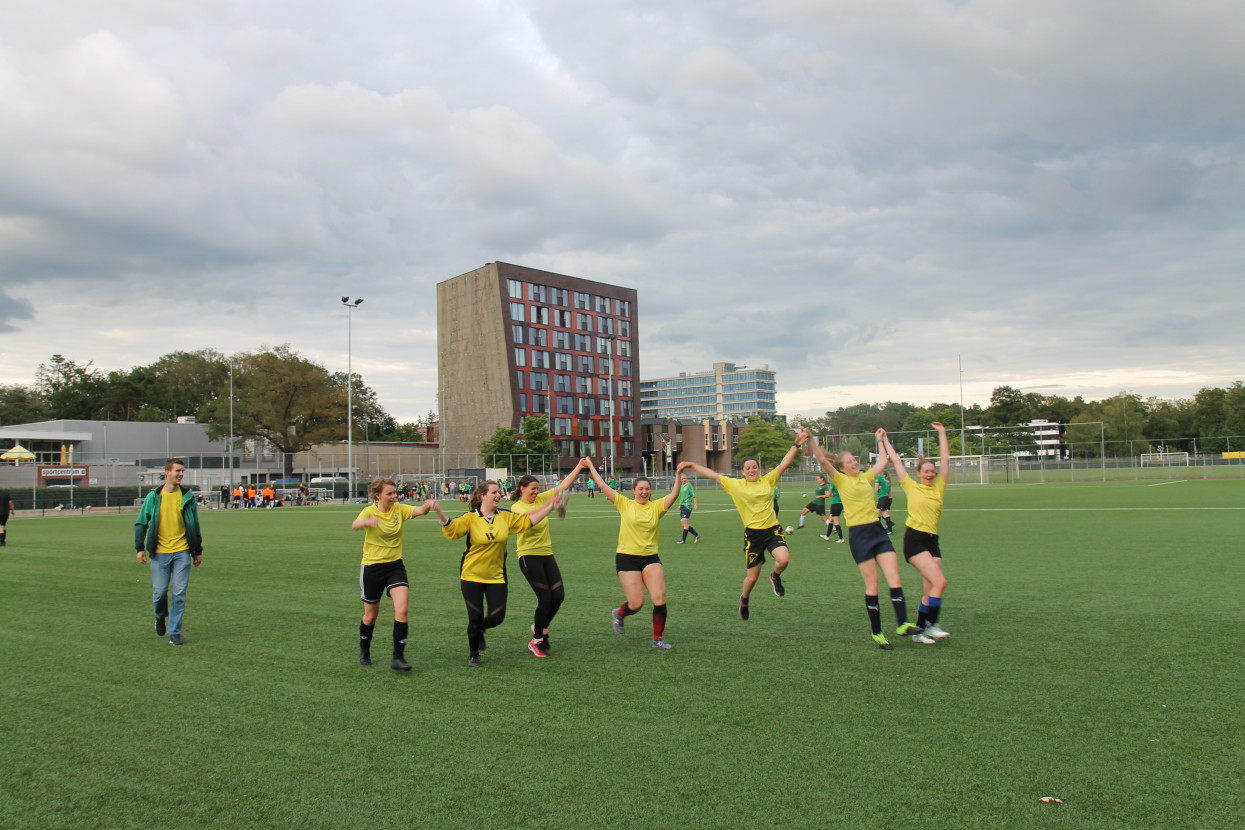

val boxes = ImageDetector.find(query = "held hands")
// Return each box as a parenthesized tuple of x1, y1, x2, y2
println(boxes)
(796, 428, 811, 446)
(875, 428, 887, 441)
(931, 422, 947, 433)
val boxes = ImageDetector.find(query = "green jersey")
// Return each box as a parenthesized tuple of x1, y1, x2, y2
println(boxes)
(828, 484, 842, 506)
(813, 483, 829, 507)
(679, 483, 697, 509)
(876, 476, 891, 498)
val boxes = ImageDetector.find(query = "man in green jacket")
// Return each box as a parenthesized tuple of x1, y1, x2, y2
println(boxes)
(134, 458, 203, 646)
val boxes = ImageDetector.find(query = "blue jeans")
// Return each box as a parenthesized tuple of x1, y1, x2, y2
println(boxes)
(150, 551, 192, 635)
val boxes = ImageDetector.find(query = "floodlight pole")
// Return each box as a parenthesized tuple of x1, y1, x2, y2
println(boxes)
(342, 297, 364, 501)
(958, 354, 966, 456)
(606, 335, 617, 477)
(228, 361, 234, 496)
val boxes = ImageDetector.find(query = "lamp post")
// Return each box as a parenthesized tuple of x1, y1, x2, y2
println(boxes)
(228, 360, 234, 499)
(606, 335, 617, 477)
(958, 354, 966, 457)
(342, 297, 364, 501)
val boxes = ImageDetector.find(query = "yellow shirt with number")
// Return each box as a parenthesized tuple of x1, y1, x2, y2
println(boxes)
(156, 489, 188, 553)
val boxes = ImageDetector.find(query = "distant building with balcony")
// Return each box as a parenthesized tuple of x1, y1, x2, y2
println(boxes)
(640, 362, 776, 421)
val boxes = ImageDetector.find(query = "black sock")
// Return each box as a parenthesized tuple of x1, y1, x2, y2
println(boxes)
(865, 595, 882, 635)
(688, 525, 698, 538)
(360, 620, 375, 656)
(619, 602, 640, 618)
(927, 599, 942, 625)
(916, 605, 929, 628)
(393, 621, 408, 659)
(890, 587, 907, 625)
(681, 528, 688, 542)
(835, 524, 843, 539)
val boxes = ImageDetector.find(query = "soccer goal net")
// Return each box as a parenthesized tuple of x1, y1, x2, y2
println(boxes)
(942, 454, 1021, 485)
(1140, 452, 1190, 467)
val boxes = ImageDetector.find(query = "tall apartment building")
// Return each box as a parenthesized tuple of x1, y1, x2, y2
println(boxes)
(640, 362, 776, 421)
(437, 262, 641, 475)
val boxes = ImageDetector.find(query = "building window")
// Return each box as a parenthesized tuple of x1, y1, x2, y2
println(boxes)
(518, 394, 526, 412)
(578, 356, 594, 373)
(619, 360, 631, 378)
(554, 417, 572, 436)
(516, 372, 524, 389)
(510, 302, 525, 322)
(574, 292, 590, 309)
(514, 348, 525, 367)
(577, 313, 593, 331)
(528, 283, 546, 303)
(578, 398, 596, 416)
(554, 374, 570, 393)
(529, 328, 547, 347)
(619, 400, 633, 417)
(555, 353, 572, 370)
(576, 376, 591, 394)
(597, 377, 609, 395)
(596, 337, 610, 354)
(553, 330, 569, 349)
(597, 316, 613, 335)
(595, 295, 610, 313)
(508, 279, 523, 299)
(615, 339, 631, 357)
(529, 306, 548, 325)
(530, 372, 548, 391)
(558, 439, 573, 456)
(553, 309, 572, 328)
(578, 418, 593, 436)
(618, 300, 631, 317)
(617, 320, 631, 337)
(552, 288, 568, 306)
(599, 356, 612, 374)
(618, 380, 632, 397)
(557, 395, 573, 415)
(574, 334, 592, 351)
(579, 440, 597, 456)
(511, 324, 523, 343)
(621, 440, 634, 456)
(533, 350, 551, 369)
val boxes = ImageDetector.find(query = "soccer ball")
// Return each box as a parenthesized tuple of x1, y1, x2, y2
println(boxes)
(784, 526, 794, 534)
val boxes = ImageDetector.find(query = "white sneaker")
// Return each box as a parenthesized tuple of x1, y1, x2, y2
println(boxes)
(912, 632, 936, 645)
(925, 623, 950, 639)
(819, 535, 831, 541)
(835, 538, 845, 544)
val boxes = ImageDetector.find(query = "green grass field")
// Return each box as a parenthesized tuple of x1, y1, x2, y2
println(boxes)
(2, 480, 1242, 829)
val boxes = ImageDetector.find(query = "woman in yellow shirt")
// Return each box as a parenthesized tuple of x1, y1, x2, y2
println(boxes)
(806, 428, 919, 650)
(583, 459, 682, 650)
(351, 478, 442, 671)
(512, 459, 589, 658)
(439, 480, 559, 667)
(878, 422, 951, 644)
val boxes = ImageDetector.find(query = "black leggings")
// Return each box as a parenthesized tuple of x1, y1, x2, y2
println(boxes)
(518, 555, 565, 636)
(461, 580, 507, 654)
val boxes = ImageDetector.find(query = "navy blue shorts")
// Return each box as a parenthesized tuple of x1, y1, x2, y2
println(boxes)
(846, 522, 895, 564)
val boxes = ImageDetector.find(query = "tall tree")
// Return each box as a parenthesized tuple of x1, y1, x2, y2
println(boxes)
(36, 355, 109, 420)
(478, 416, 555, 474)
(198, 345, 346, 476)
(0, 384, 47, 426)
(735, 418, 795, 470)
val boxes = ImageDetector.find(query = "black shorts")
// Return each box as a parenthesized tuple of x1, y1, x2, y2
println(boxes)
(829, 503, 843, 518)
(360, 558, 409, 604)
(846, 522, 896, 564)
(804, 503, 826, 515)
(616, 553, 661, 572)
(0, 512, 8, 526)
(877, 496, 893, 510)
(679, 505, 693, 520)
(744, 525, 787, 569)
(903, 527, 942, 561)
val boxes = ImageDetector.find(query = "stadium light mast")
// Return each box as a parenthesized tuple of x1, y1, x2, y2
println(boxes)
(606, 334, 617, 477)
(228, 360, 234, 496)
(958, 354, 966, 456)
(342, 297, 364, 500)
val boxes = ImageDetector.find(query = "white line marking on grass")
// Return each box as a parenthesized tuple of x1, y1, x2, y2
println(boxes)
(945, 506, 1245, 512)
(1147, 479, 1188, 487)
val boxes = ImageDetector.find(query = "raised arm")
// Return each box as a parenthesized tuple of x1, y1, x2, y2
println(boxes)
(808, 437, 840, 477)
(661, 471, 682, 510)
(552, 458, 588, 496)
(878, 431, 909, 482)
(933, 422, 951, 480)
(678, 460, 720, 484)
(773, 428, 811, 477)
(582, 458, 617, 502)
(869, 429, 891, 476)
(523, 496, 559, 526)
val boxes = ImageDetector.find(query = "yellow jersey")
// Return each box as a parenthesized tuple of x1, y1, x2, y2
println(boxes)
(831, 469, 879, 527)
(718, 469, 782, 530)
(156, 489, 188, 553)
(511, 490, 556, 556)
(900, 475, 947, 535)
(356, 502, 421, 565)
(612, 494, 671, 556)
(442, 509, 533, 583)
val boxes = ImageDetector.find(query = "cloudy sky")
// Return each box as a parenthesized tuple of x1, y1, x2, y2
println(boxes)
(1, 0, 1241, 422)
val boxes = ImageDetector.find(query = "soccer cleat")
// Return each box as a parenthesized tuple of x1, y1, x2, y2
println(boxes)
(925, 623, 951, 639)
(886, 530, 894, 535)
(739, 598, 750, 620)
(359, 652, 373, 666)
(155, 617, 166, 637)
(820, 534, 831, 541)
(872, 633, 893, 650)
(168, 633, 184, 646)
(896, 623, 920, 636)
(835, 538, 845, 544)
(527, 638, 549, 658)
(612, 609, 625, 634)
(467, 653, 481, 668)
(770, 571, 785, 597)
(693, 535, 701, 543)
(676, 540, 685, 544)
(912, 632, 936, 645)
(391, 657, 412, 671)
(651, 638, 673, 650)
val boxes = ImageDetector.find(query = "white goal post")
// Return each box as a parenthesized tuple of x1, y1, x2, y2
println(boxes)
(1140, 452, 1190, 467)
(936, 454, 1021, 485)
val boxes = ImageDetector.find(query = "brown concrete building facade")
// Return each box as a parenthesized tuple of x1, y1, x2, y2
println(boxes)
(437, 262, 641, 476)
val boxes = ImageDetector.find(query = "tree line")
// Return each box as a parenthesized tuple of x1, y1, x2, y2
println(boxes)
(790, 383, 1245, 458)
(0, 349, 438, 474)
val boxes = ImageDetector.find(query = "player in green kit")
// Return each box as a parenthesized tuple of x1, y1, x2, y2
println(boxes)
(796, 474, 830, 532)
(676, 473, 701, 544)
(819, 482, 845, 543)
(875, 471, 895, 534)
